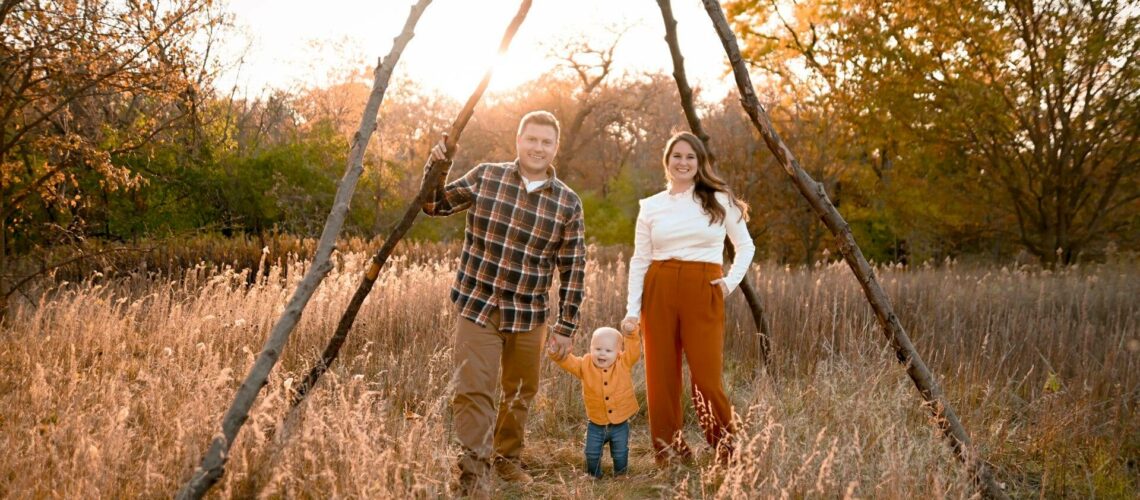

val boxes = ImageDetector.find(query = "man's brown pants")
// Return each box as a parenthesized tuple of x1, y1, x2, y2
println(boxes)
(453, 309, 546, 476)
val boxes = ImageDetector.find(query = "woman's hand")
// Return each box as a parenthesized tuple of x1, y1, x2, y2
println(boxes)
(620, 316, 639, 333)
(710, 278, 729, 296)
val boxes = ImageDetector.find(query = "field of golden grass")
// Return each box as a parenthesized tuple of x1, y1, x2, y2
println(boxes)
(1, 241, 1137, 498)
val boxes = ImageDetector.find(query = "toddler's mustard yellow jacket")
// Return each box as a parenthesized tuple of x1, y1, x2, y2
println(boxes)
(552, 330, 641, 425)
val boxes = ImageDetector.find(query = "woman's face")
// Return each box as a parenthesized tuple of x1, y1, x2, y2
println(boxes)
(666, 139, 699, 188)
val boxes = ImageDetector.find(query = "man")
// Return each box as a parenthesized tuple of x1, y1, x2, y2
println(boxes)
(422, 110, 585, 495)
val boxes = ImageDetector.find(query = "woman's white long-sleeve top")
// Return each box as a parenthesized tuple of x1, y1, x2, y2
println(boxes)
(625, 186, 755, 319)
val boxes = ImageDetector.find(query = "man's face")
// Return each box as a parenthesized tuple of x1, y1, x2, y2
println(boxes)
(515, 123, 559, 178)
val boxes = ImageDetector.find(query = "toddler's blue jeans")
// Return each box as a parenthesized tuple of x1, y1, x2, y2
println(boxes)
(585, 420, 629, 478)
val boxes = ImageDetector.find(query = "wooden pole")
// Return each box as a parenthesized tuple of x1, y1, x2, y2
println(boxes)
(695, 1, 1006, 497)
(655, 0, 771, 372)
(288, 0, 534, 409)
(174, 1, 433, 498)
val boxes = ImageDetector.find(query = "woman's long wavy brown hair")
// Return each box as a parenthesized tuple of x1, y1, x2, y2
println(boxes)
(662, 131, 750, 225)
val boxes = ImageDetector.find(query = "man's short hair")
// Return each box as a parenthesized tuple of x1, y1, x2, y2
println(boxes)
(517, 110, 561, 140)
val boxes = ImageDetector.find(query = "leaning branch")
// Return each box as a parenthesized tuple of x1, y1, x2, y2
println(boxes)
(696, 0, 1007, 498)
(174, 1, 433, 498)
(287, 0, 534, 409)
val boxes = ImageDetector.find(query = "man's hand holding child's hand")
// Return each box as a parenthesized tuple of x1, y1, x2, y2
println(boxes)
(546, 335, 569, 361)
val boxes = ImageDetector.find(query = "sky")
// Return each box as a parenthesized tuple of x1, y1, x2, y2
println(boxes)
(217, 0, 740, 102)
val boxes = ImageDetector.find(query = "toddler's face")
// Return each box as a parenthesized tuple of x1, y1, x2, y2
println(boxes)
(590, 330, 621, 369)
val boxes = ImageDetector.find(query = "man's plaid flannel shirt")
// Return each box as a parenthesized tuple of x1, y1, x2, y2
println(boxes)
(421, 160, 586, 338)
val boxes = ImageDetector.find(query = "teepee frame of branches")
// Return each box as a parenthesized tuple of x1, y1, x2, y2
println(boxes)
(177, 1, 1010, 498)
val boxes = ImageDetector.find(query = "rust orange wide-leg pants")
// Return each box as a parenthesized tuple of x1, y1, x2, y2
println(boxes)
(641, 260, 736, 464)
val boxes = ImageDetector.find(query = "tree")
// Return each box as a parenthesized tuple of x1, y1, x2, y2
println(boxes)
(949, 0, 1140, 264)
(727, 0, 1140, 265)
(0, 0, 226, 313)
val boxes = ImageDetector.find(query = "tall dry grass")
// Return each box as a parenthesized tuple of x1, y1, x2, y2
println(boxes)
(0, 244, 1136, 498)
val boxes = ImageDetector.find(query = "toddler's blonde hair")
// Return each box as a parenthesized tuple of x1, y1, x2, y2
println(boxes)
(591, 326, 622, 350)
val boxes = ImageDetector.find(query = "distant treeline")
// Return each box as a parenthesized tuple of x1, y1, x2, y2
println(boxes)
(2, 0, 1137, 293)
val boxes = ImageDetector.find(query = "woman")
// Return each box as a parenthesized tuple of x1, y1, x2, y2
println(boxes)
(621, 131, 755, 465)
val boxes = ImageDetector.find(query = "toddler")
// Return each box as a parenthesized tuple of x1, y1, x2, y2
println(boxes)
(548, 325, 641, 478)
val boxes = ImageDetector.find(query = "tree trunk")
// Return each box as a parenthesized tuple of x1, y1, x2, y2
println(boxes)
(174, 1, 433, 498)
(655, 0, 770, 372)
(697, 1, 1007, 498)
(288, 0, 533, 410)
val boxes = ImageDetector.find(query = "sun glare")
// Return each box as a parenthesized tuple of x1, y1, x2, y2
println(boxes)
(409, 35, 548, 103)
(395, 2, 573, 102)
(220, 0, 734, 103)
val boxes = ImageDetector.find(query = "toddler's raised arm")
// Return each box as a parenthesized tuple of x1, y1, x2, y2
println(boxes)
(622, 327, 642, 368)
(548, 344, 584, 379)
